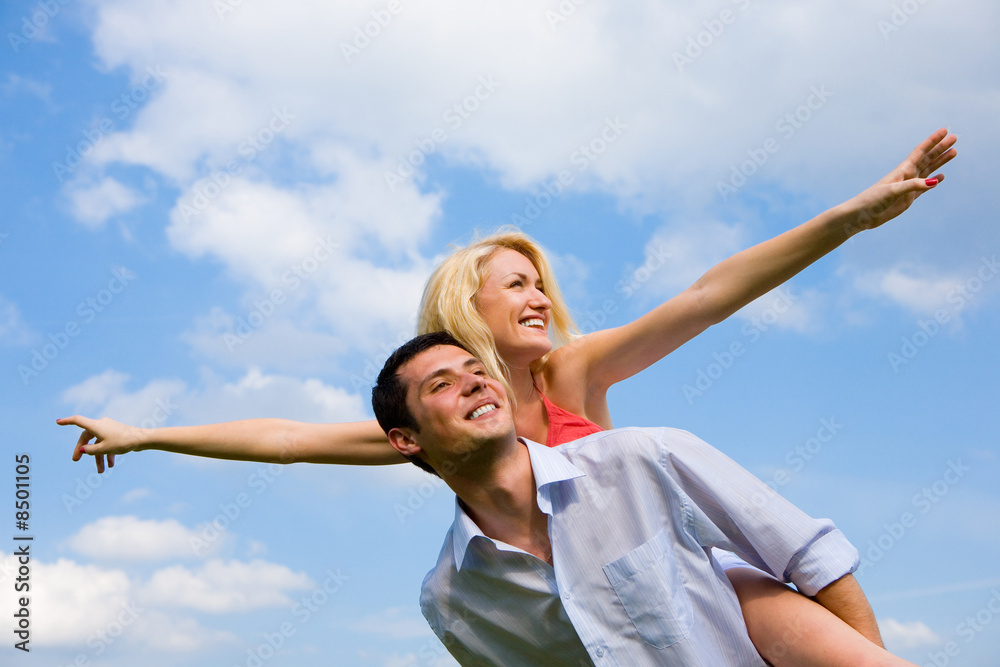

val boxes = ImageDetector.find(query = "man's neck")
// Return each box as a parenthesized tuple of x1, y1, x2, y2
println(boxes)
(448, 439, 553, 565)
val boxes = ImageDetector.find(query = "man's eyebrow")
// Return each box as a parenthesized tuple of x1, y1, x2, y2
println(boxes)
(419, 356, 484, 389)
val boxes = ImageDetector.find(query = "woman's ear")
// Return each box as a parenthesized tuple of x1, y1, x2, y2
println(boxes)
(387, 427, 422, 457)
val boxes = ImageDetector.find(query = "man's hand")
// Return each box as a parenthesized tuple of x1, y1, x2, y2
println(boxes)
(57, 415, 144, 474)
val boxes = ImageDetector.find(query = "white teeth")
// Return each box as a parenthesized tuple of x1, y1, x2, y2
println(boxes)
(469, 404, 497, 420)
(520, 318, 544, 329)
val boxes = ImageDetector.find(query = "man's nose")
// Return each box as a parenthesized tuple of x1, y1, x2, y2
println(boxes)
(461, 373, 487, 395)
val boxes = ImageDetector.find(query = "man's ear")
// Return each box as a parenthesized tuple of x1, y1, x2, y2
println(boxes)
(387, 427, 422, 457)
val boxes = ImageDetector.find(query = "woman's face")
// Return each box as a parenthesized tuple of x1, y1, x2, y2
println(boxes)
(476, 248, 553, 367)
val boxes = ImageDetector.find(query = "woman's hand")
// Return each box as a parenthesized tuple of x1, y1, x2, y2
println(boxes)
(559, 129, 958, 399)
(57, 415, 142, 474)
(842, 128, 957, 235)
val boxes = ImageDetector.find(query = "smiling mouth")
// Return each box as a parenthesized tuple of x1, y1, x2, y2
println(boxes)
(468, 404, 498, 420)
(519, 318, 545, 330)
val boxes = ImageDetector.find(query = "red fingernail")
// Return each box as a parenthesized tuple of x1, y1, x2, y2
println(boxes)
(925, 178, 938, 187)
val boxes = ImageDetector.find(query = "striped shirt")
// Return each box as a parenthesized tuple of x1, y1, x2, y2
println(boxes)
(420, 427, 860, 666)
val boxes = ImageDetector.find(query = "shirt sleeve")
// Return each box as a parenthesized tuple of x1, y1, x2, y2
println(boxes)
(652, 427, 860, 596)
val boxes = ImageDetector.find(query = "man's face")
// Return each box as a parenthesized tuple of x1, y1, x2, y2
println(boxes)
(395, 345, 515, 470)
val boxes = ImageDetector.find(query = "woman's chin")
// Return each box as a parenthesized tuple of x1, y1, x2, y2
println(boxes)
(502, 338, 552, 365)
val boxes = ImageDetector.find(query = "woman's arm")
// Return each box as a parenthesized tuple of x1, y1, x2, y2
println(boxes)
(566, 129, 957, 392)
(727, 568, 918, 666)
(57, 415, 402, 473)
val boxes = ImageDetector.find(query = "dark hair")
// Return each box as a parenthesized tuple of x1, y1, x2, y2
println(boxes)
(372, 331, 472, 476)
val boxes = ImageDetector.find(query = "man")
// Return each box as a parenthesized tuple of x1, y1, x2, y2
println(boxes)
(372, 332, 912, 666)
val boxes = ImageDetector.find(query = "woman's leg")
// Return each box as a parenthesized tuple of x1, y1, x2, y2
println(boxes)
(726, 567, 918, 667)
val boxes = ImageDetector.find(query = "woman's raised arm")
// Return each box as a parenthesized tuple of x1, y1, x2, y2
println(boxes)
(57, 415, 402, 473)
(568, 128, 957, 392)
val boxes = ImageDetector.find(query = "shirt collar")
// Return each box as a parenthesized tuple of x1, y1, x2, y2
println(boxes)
(450, 438, 585, 570)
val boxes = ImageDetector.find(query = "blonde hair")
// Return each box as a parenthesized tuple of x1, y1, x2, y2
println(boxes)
(417, 228, 580, 407)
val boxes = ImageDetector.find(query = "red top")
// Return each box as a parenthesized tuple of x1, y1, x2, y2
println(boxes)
(541, 393, 604, 447)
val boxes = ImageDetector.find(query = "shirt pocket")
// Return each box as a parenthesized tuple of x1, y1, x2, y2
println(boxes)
(602, 528, 693, 649)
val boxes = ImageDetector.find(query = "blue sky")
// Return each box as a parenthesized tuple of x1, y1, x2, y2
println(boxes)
(2, 1, 999, 665)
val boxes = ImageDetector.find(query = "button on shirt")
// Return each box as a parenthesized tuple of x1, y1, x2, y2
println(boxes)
(420, 427, 860, 666)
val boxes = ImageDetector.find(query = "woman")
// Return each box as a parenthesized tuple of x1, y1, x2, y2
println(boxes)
(61, 129, 955, 664)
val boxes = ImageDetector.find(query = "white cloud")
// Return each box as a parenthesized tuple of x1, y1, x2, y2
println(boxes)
(180, 311, 351, 374)
(1, 73, 53, 102)
(62, 370, 186, 428)
(61, 368, 131, 410)
(177, 367, 371, 425)
(872, 577, 1000, 604)
(971, 449, 997, 462)
(879, 617, 941, 650)
(859, 264, 963, 315)
(67, 516, 208, 561)
(140, 559, 313, 613)
(161, 160, 437, 360)
(622, 219, 825, 332)
(847, 256, 1000, 326)
(67, 176, 145, 227)
(127, 610, 236, 653)
(638, 220, 746, 298)
(0, 552, 248, 652)
(83, 1, 998, 201)
(0, 294, 33, 345)
(351, 606, 436, 640)
(167, 177, 335, 284)
(64, 0, 996, 359)
(97, 5, 1000, 197)
(121, 487, 152, 503)
(545, 250, 591, 309)
(735, 286, 820, 334)
(0, 552, 132, 646)
(61, 366, 371, 432)
(381, 652, 459, 667)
